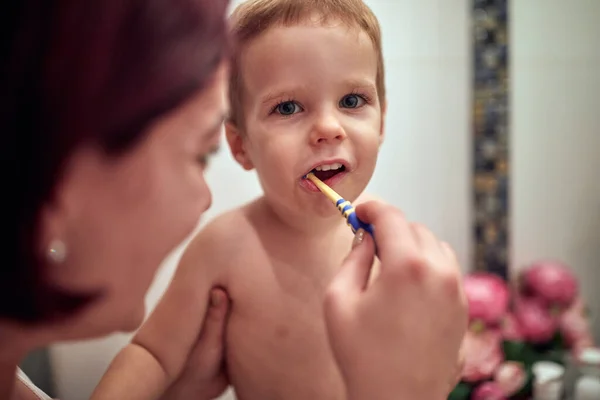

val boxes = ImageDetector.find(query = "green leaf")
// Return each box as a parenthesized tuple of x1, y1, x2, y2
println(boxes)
(549, 331, 566, 350)
(502, 340, 566, 367)
(448, 382, 472, 400)
(503, 340, 530, 363)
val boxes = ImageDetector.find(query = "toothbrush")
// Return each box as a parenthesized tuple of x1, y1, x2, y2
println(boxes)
(305, 172, 375, 237)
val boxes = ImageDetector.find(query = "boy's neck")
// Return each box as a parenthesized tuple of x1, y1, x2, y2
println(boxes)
(256, 196, 345, 241)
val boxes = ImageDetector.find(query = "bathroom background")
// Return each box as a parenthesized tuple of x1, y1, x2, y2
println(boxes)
(21, 0, 600, 399)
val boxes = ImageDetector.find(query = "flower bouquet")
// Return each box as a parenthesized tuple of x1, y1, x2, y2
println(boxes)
(449, 260, 596, 400)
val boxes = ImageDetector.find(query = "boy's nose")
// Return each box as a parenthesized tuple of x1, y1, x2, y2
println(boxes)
(309, 114, 347, 145)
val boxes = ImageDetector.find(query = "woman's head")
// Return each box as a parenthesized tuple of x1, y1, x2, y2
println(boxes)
(1, 0, 229, 338)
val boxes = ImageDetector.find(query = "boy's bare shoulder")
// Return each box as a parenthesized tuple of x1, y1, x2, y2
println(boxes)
(180, 202, 262, 273)
(184, 207, 251, 257)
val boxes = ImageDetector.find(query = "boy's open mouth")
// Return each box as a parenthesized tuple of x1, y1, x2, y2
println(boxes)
(309, 162, 346, 181)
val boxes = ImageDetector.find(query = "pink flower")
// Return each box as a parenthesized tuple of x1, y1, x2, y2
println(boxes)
(521, 260, 578, 308)
(494, 361, 527, 396)
(513, 296, 558, 343)
(559, 295, 594, 349)
(501, 313, 524, 341)
(464, 272, 510, 327)
(461, 329, 504, 382)
(471, 381, 508, 400)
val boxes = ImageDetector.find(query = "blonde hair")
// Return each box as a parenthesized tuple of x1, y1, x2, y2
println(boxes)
(227, 0, 386, 129)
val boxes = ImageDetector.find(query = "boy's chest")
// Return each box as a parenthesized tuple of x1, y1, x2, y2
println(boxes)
(227, 245, 343, 351)
(223, 247, 348, 399)
(224, 225, 379, 345)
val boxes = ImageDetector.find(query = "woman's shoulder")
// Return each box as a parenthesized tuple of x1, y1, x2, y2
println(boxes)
(15, 368, 54, 400)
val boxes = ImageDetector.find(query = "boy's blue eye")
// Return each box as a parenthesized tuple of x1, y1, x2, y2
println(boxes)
(276, 101, 301, 115)
(340, 94, 365, 108)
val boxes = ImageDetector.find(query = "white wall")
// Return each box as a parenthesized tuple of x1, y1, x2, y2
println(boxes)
(510, 0, 600, 343)
(49, 1, 471, 398)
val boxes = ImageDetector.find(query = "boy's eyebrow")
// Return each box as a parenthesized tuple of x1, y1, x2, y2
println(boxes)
(260, 84, 310, 105)
(260, 80, 377, 105)
(343, 78, 377, 92)
(261, 90, 296, 105)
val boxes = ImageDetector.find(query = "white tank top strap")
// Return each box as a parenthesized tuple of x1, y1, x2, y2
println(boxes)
(16, 368, 54, 400)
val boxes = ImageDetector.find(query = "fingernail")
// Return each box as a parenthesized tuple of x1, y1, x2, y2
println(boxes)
(352, 229, 365, 249)
(210, 290, 222, 307)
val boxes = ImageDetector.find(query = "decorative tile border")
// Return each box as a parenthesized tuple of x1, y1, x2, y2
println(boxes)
(472, 0, 509, 279)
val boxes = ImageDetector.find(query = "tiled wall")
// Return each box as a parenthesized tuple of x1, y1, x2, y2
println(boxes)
(472, 0, 509, 279)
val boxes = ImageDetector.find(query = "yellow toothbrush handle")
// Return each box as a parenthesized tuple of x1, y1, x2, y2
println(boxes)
(306, 173, 343, 205)
(305, 173, 375, 236)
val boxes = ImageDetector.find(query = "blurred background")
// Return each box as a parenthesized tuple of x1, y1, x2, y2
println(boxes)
(21, 0, 599, 399)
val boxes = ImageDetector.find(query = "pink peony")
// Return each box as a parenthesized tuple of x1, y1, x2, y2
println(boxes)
(521, 260, 578, 308)
(559, 295, 594, 349)
(501, 313, 524, 341)
(471, 381, 508, 400)
(513, 296, 558, 343)
(461, 329, 504, 382)
(464, 272, 510, 327)
(494, 361, 527, 396)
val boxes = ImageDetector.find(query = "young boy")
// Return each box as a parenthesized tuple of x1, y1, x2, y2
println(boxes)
(100, 1, 387, 399)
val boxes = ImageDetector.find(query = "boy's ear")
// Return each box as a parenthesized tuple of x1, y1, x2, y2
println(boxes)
(225, 122, 254, 170)
(379, 100, 387, 146)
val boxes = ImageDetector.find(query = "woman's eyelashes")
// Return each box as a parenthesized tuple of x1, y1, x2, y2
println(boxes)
(269, 92, 371, 117)
(196, 145, 220, 168)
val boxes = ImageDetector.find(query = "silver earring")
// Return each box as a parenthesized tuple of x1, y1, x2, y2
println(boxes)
(47, 239, 67, 264)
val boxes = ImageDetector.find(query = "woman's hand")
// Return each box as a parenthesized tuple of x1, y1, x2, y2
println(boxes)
(160, 288, 231, 400)
(324, 201, 468, 400)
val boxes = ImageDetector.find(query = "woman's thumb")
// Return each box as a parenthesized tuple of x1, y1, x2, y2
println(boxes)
(330, 229, 376, 297)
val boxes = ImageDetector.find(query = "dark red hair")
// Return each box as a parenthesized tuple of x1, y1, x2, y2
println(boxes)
(0, 0, 230, 323)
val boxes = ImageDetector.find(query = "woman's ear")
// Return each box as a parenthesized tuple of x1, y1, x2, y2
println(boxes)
(225, 122, 254, 170)
(379, 100, 387, 146)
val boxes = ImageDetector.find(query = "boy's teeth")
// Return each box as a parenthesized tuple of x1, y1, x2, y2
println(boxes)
(315, 162, 343, 172)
